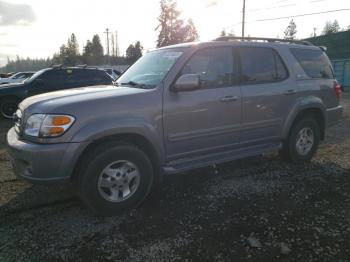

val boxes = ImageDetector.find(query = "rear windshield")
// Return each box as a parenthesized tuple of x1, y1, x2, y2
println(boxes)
(290, 48, 334, 79)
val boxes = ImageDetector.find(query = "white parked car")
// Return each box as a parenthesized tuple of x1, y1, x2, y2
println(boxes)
(0, 72, 35, 85)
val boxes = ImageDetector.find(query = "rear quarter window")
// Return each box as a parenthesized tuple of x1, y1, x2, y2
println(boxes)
(290, 48, 334, 79)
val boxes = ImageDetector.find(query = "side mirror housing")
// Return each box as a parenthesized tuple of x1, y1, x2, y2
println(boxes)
(172, 74, 200, 92)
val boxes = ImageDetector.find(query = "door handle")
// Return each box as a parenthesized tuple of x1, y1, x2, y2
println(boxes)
(283, 89, 297, 95)
(220, 96, 238, 102)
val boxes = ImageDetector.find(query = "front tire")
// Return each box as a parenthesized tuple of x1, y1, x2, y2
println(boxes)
(0, 98, 19, 119)
(77, 142, 154, 216)
(280, 117, 320, 164)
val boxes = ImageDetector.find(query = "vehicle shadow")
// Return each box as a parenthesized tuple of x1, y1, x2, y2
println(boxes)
(0, 119, 12, 150)
(1, 153, 350, 260)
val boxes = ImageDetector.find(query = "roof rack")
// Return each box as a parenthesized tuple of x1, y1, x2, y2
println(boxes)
(50, 64, 63, 69)
(76, 65, 100, 69)
(214, 36, 313, 46)
(76, 64, 88, 68)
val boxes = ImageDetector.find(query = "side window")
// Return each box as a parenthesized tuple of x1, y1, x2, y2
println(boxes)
(275, 53, 288, 80)
(239, 47, 288, 84)
(40, 71, 63, 88)
(86, 70, 112, 84)
(290, 48, 333, 79)
(64, 69, 85, 87)
(181, 47, 235, 89)
(12, 73, 25, 79)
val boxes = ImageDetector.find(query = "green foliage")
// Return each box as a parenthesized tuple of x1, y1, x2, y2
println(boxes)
(57, 33, 80, 65)
(1, 56, 53, 73)
(156, 0, 199, 47)
(220, 29, 235, 37)
(284, 19, 297, 40)
(126, 41, 143, 63)
(322, 20, 340, 35)
(83, 34, 104, 65)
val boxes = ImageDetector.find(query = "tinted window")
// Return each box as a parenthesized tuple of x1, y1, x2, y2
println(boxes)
(239, 47, 288, 84)
(64, 69, 87, 86)
(39, 70, 64, 88)
(291, 48, 333, 79)
(12, 73, 26, 79)
(181, 47, 235, 88)
(89, 70, 112, 83)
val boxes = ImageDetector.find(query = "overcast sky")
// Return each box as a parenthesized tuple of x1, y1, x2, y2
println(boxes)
(0, 0, 349, 66)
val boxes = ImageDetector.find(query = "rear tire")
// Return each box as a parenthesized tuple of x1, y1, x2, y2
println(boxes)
(0, 98, 19, 119)
(280, 116, 320, 164)
(77, 142, 154, 216)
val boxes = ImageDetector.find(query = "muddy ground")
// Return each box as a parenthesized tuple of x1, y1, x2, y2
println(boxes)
(1, 95, 350, 261)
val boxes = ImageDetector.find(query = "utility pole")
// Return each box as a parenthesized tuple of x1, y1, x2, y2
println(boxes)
(104, 28, 110, 64)
(115, 31, 120, 57)
(313, 27, 317, 37)
(242, 0, 246, 38)
(111, 32, 115, 57)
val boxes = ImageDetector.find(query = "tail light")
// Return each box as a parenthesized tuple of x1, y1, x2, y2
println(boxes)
(333, 81, 342, 99)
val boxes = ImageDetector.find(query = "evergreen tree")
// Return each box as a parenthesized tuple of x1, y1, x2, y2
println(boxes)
(219, 29, 234, 37)
(322, 20, 340, 35)
(284, 19, 297, 40)
(126, 41, 143, 63)
(82, 34, 104, 65)
(91, 34, 104, 65)
(156, 0, 199, 47)
(58, 33, 80, 65)
(182, 19, 199, 42)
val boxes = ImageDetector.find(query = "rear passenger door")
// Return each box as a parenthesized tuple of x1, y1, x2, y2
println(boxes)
(63, 69, 88, 89)
(238, 46, 295, 146)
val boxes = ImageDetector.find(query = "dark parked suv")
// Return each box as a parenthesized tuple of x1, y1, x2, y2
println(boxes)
(7, 37, 343, 215)
(0, 66, 113, 118)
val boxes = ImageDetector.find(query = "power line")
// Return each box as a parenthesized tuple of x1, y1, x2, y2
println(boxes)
(248, 0, 329, 13)
(253, 8, 350, 22)
(224, 8, 350, 30)
(104, 28, 110, 56)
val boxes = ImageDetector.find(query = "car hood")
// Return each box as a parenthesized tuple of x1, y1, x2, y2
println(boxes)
(20, 85, 149, 111)
(0, 82, 25, 89)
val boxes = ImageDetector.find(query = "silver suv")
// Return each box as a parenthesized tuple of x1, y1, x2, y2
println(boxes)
(7, 37, 343, 215)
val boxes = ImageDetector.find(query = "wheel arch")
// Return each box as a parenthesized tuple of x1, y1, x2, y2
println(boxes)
(71, 133, 163, 185)
(283, 107, 325, 141)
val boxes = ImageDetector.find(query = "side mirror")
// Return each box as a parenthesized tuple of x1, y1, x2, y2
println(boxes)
(172, 74, 200, 92)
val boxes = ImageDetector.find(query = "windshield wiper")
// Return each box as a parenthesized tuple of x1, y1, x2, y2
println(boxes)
(119, 81, 146, 88)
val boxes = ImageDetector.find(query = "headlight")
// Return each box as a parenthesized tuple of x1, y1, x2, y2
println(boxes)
(24, 114, 75, 137)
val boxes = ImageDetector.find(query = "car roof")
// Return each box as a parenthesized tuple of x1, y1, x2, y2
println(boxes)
(159, 39, 321, 51)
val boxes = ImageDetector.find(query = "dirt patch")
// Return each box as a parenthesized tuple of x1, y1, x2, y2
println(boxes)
(1, 95, 350, 261)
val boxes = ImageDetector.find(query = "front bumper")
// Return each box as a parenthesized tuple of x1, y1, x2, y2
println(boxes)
(6, 127, 86, 184)
(325, 105, 343, 127)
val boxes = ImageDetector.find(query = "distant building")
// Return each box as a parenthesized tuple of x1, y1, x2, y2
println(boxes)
(305, 30, 350, 90)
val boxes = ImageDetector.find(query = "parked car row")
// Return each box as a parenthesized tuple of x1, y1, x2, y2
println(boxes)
(0, 72, 35, 85)
(0, 66, 114, 118)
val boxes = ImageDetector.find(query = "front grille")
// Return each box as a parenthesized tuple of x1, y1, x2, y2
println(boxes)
(13, 109, 23, 135)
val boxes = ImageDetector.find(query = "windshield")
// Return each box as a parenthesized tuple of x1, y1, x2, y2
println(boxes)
(116, 49, 184, 89)
(10, 73, 24, 79)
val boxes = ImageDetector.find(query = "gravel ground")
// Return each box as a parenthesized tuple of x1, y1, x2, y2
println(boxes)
(1, 94, 350, 261)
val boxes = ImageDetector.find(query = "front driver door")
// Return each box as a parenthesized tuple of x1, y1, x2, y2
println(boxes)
(163, 46, 242, 161)
(28, 70, 64, 96)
